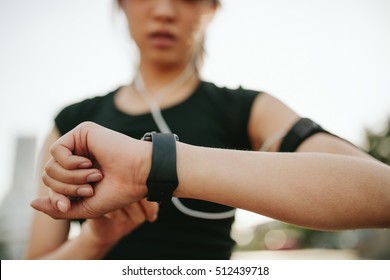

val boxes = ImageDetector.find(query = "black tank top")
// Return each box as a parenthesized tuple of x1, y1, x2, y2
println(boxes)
(55, 81, 262, 259)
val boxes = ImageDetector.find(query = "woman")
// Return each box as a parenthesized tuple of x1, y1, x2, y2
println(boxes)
(25, 0, 385, 260)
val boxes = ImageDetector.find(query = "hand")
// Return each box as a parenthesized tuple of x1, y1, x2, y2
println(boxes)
(31, 122, 152, 219)
(82, 199, 158, 247)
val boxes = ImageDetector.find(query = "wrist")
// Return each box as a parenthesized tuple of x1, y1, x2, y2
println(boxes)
(78, 222, 115, 255)
(172, 141, 189, 199)
(132, 139, 152, 200)
(141, 132, 179, 202)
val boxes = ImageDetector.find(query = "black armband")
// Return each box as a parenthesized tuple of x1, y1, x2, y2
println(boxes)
(142, 132, 179, 202)
(279, 118, 329, 152)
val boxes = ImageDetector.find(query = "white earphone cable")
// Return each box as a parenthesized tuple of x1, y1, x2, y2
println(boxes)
(133, 66, 236, 220)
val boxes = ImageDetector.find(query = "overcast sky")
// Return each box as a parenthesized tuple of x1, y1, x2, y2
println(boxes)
(1, 0, 390, 229)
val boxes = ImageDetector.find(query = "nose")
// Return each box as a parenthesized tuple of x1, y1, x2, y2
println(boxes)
(152, 0, 176, 22)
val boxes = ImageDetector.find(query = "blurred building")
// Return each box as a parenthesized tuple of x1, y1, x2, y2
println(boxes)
(0, 136, 37, 259)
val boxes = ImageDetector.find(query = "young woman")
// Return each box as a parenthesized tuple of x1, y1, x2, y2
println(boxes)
(25, 0, 388, 260)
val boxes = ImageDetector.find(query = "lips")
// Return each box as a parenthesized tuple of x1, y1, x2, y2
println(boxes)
(149, 31, 177, 48)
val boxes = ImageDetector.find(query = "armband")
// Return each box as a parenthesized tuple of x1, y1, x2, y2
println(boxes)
(141, 132, 179, 202)
(279, 118, 329, 152)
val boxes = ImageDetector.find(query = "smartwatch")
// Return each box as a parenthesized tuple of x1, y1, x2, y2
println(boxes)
(141, 132, 179, 202)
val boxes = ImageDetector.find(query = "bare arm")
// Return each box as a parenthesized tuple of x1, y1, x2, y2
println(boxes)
(248, 93, 374, 159)
(175, 143, 390, 230)
(25, 127, 113, 259)
(236, 93, 389, 229)
(30, 122, 390, 230)
(25, 127, 158, 259)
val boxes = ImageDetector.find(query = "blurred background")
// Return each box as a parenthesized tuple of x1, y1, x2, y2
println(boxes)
(0, 0, 389, 259)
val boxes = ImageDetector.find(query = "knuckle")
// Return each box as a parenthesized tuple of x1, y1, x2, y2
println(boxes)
(44, 161, 56, 177)
(41, 172, 49, 185)
(49, 145, 54, 156)
(61, 185, 76, 196)
(133, 214, 146, 225)
(44, 163, 51, 175)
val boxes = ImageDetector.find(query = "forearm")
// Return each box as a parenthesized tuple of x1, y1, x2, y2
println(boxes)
(174, 142, 390, 230)
(31, 122, 390, 230)
(34, 225, 113, 260)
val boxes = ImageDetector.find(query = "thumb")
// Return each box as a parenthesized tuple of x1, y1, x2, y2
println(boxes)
(31, 197, 94, 220)
(31, 198, 66, 219)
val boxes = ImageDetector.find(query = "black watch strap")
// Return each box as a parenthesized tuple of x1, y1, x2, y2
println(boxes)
(142, 132, 179, 202)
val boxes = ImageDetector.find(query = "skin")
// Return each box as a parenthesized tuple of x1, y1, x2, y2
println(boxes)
(26, 0, 390, 259)
(32, 121, 390, 230)
(25, 0, 218, 260)
(24, 127, 158, 259)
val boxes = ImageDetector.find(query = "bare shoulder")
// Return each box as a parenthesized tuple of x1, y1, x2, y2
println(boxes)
(248, 93, 299, 150)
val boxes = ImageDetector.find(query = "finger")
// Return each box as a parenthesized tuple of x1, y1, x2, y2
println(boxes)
(48, 188, 70, 213)
(50, 134, 93, 170)
(123, 202, 147, 225)
(42, 171, 94, 198)
(45, 158, 103, 185)
(31, 197, 67, 219)
(139, 199, 159, 222)
(30, 197, 101, 220)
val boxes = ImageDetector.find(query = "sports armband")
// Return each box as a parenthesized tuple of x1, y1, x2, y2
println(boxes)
(279, 118, 329, 152)
(142, 132, 179, 202)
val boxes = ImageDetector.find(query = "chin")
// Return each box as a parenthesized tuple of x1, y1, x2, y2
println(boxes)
(149, 54, 186, 68)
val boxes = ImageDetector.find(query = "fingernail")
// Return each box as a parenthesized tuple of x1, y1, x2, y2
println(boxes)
(77, 187, 93, 197)
(57, 201, 68, 213)
(78, 162, 92, 168)
(86, 172, 103, 182)
(151, 214, 158, 222)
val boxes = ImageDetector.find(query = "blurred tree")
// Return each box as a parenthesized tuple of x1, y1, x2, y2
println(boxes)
(357, 117, 390, 259)
(365, 118, 390, 165)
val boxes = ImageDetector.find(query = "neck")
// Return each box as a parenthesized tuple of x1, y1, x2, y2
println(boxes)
(137, 61, 198, 95)
(134, 61, 199, 102)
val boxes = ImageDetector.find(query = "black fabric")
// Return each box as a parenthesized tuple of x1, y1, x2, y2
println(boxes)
(55, 81, 262, 259)
(279, 118, 328, 152)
